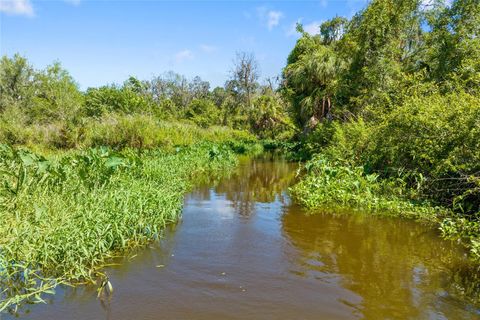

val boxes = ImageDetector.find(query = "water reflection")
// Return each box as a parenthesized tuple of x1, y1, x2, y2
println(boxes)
(5, 156, 480, 320)
(281, 208, 480, 319)
(200, 154, 297, 216)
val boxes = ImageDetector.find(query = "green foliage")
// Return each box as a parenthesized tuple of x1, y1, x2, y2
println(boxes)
(81, 114, 256, 151)
(0, 142, 238, 313)
(290, 155, 442, 219)
(290, 91, 480, 261)
(0, 54, 35, 112)
(248, 95, 295, 139)
(425, 0, 480, 94)
(184, 98, 221, 128)
(30, 62, 84, 123)
(282, 0, 480, 122)
(282, 0, 480, 261)
(0, 53, 292, 145)
(84, 85, 153, 117)
(283, 31, 344, 127)
(0, 56, 83, 124)
(369, 92, 480, 212)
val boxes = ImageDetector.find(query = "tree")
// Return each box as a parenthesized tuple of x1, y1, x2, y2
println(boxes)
(0, 54, 35, 112)
(338, 0, 423, 113)
(425, 0, 480, 93)
(185, 98, 220, 128)
(229, 52, 260, 109)
(320, 16, 348, 45)
(31, 62, 83, 123)
(189, 76, 211, 100)
(249, 94, 293, 139)
(282, 24, 346, 128)
(146, 71, 191, 111)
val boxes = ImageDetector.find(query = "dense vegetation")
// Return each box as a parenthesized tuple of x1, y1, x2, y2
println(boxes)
(1, 0, 479, 314)
(0, 141, 243, 313)
(283, 0, 480, 259)
(0, 52, 292, 152)
(0, 52, 268, 312)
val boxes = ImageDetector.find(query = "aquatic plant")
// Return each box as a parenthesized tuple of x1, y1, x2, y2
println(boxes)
(290, 155, 444, 220)
(0, 142, 237, 314)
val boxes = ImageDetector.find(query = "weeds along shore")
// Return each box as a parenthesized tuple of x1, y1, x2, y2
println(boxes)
(0, 124, 261, 313)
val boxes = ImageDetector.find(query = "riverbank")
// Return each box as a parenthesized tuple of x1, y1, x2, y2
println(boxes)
(0, 135, 258, 314)
(8, 156, 479, 320)
(289, 154, 480, 264)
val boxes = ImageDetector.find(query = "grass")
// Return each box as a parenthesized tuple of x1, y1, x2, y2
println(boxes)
(0, 112, 257, 152)
(0, 140, 242, 314)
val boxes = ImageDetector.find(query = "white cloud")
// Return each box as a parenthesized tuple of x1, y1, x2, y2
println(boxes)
(200, 44, 217, 53)
(286, 18, 324, 37)
(285, 19, 302, 37)
(304, 21, 323, 35)
(256, 7, 283, 30)
(174, 49, 194, 63)
(320, 0, 328, 8)
(267, 10, 283, 30)
(0, 0, 34, 17)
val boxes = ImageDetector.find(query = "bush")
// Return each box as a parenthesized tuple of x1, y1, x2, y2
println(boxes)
(85, 86, 153, 117)
(184, 98, 221, 128)
(369, 92, 480, 213)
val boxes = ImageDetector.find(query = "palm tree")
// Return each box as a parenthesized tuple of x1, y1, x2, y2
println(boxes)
(284, 44, 344, 128)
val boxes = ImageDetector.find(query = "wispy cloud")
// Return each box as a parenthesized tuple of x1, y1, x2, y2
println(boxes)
(320, 0, 328, 8)
(174, 49, 194, 63)
(256, 7, 284, 30)
(200, 44, 217, 53)
(0, 0, 34, 17)
(267, 10, 283, 30)
(304, 21, 323, 35)
(285, 18, 302, 37)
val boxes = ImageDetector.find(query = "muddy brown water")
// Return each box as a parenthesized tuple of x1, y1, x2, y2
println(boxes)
(6, 155, 480, 319)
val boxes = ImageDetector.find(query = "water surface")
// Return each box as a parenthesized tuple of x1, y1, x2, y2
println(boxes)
(7, 156, 480, 319)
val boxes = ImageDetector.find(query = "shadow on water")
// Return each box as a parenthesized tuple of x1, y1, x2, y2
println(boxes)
(3, 155, 480, 319)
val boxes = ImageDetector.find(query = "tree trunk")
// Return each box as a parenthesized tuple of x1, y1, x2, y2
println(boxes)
(321, 97, 326, 121)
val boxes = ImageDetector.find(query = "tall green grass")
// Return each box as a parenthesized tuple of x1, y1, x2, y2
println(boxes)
(0, 112, 257, 152)
(0, 142, 238, 314)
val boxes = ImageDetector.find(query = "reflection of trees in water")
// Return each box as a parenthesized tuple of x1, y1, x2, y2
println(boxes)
(281, 210, 480, 319)
(210, 156, 297, 217)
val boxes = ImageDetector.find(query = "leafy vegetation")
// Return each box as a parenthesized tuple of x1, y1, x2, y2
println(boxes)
(283, 0, 480, 260)
(0, 52, 267, 312)
(0, 142, 239, 313)
(1, 0, 480, 313)
(0, 52, 293, 151)
(290, 155, 446, 220)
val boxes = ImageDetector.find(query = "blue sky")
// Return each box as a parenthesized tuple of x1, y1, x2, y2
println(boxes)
(0, 0, 368, 90)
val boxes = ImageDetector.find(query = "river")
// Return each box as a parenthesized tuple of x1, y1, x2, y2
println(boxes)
(7, 155, 480, 319)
